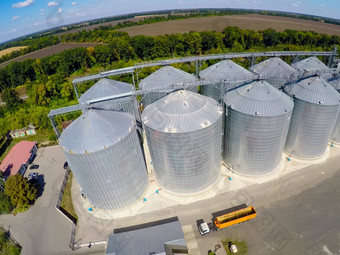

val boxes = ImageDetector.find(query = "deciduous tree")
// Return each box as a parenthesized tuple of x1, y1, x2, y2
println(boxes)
(4, 175, 37, 210)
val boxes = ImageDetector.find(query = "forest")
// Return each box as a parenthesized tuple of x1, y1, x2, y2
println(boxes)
(0, 26, 339, 139)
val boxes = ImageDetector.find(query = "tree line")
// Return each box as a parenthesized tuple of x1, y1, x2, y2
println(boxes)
(2, 7, 340, 65)
(0, 26, 338, 138)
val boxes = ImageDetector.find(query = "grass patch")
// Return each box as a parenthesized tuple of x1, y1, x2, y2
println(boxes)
(60, 171, 78, 223)
(0, 130, 55, 162)
(222, 238, 248, 255)
(0, 229, 21, 255)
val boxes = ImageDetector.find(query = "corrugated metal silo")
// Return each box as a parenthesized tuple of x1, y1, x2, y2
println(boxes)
(291, 56, 330, 79)
(284, 76, 340, 158)
(142, 90, 222, 194)
(59, 109, 148, 210)
(139, 66, 198, 107)
(79, 78, 141, 125)
(199, 60, 253, 102)
(250, 57, 297, 89)
(328, 76, 340, 144)
(223, 80, 294, 175)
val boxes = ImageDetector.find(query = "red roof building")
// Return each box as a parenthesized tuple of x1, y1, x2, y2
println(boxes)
(0, 141, 37, 177)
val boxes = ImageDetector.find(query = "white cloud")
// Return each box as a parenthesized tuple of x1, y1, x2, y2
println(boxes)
(12, 0, 34, 8)
(40, 8, 44, 12)
(47, 1, 59, 7)
(12, 16, 20, 21)
(10, 29, 17, 33)
(179, 0, 183, 3)
(58, 8, 62, 13)
(291, 1, 301, 7)
(41, 12, 45, 16)
(76, 12, 85, 17)
(72, 2, 76, 5)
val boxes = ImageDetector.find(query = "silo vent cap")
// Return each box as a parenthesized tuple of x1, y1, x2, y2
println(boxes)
(255, 112, 260, 115)
(319, 101, 323, 104)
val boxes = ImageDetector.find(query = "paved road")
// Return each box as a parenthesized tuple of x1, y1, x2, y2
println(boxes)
(74, 151, 340, 255)
(0, 146, 73, 255)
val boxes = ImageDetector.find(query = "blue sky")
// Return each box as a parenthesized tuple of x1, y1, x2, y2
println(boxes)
(1, 0, 339, 43)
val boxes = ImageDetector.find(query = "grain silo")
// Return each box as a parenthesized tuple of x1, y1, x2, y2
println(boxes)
(223, 81, 294, 175)
(291, 56, 330, 79)
(250, 57, 297, 89)
(59, 109, 148, 210)
(284, 76, 340, 158)
(142, 90, 222, 194)
(79, 78, 141, 126)
(139, 66, 198, 107)
(328, 76, 340, 144)
(199, 60, 253, 102)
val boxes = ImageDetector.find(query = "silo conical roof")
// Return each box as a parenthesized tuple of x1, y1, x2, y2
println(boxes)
(200, 60, 253, 80)
(142, 90, 222, 133)
(284, 76, 340, 105)
(60, 109, 135, 153)
(79, 78, 134, 103)
(250, 57, 297, 77)
(139, 66, 197, 91)
(291, 56, 329, 72)
(225, 80, 294, 117)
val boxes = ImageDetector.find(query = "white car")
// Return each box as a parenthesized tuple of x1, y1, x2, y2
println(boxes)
(199, 222, 210, 235)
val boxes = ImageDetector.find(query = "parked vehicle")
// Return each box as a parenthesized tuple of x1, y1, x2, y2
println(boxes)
(198, 206, 257, 234)
(63, 161, 68, 169)
(28, 172, 38, 180)
(199, 221, 210, 235)
(29, 164, 39, 170)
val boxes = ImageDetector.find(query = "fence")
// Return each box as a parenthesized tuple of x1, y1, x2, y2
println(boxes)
(54, 167, 80, 250)
(0, 226, 21, 248)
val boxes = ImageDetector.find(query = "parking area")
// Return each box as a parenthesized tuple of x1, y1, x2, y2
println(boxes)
(0, 146, 74, 255)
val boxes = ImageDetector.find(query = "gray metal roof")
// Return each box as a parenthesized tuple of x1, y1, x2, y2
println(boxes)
(142, 90, 222, 133)
(284, 76, 340, 105)
(199, 60, 253, 80)
(291, 56, 329, 72)
(225, 80, 294, 116)
(79, 78, 134, 103)
(106, 220, 185, 255)
(328, 76, 340, 92)
(59, 109, 135, 153)
(139, 66, 197, 91)
(250, 57, 297, 77)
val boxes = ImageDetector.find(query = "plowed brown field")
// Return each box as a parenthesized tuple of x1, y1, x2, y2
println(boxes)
(119, 14, 340, 36)
(0, 43, 104, 69)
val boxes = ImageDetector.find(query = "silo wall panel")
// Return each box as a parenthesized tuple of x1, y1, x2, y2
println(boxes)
(264, 78, 286, 89)
(201, 83, 222, 102)
(93, 97, 141, 124)
(285, 99, 340, 158)
(201, 82, 247, 102)
(224, 109, 292, 175)
(145, 119, 222, 193)
(330, 113, 340, 143)
(63, 129, 148, 210)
